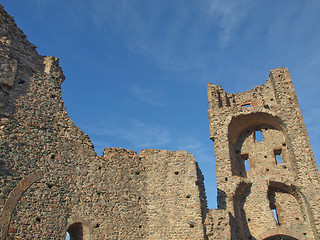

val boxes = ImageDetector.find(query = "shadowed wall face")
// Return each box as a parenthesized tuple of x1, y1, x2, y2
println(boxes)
(207, 68, 320, 239)
(67, 223, 83, 240)
(1, 4, 320, 240)
(0, 5, 207, 240)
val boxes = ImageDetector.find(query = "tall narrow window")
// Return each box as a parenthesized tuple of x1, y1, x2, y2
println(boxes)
(241, 103, 251, 107)
(66, 222, 83, 240)
(255, 130, 263, 142)
(274, 149, 282, 164)
(271, 208, 280, 225)
(244, 159, 250, 171)
(65, 232, 70, 240)
(241, 154, 250, 172)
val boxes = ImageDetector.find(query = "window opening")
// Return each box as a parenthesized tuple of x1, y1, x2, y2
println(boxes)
(271, 208, 280, 225)
(244, 159, 250, 171)
(241, 103, 251, 107)
(275, 155, 282, 164)
(255, 130, 263, 142)
(66, 222, 83, 240)
(241, 154, 250, 172)
(274, 149, 282, 164)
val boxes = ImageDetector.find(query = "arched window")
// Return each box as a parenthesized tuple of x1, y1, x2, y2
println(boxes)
(267, 182, 304, 227)
(228, 112, 295, 177)
(66, 222, 83, 240)
(264, 235, 298, 240)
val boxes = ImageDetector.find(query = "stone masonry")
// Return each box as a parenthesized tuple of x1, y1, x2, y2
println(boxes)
(207, 68, 320, 239)
(0, 5, 319, 240)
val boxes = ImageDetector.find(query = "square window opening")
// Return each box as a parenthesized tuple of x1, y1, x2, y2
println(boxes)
(271, 208, 280, 225)
(274, 149, 282, 164)
(241, 103, 251, 107)
(241, 154, 250, 171)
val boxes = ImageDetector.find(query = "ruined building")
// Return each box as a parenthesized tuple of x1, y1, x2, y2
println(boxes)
(0, 5, 319, 240)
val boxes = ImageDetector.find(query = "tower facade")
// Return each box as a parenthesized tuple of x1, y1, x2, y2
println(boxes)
(1, 4, 320, 239)
(207, 68, 320, 239)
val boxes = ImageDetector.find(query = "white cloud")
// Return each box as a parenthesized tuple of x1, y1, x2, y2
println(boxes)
(176, 138, 206, 153)
(130, 86, 165, 107)
(84, 0, 253, 73)
(84, 119, 171, 149)
(204, 0, 253, 47)
(304, 108, 320, 136)
(33, 0, 49, 9)
(126, 119, 171, 148)
(175, 137, 214, 163)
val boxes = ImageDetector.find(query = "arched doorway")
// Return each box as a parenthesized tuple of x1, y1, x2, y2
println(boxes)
(66, 222, 83, 240)
(264, 234, 298, 240)
(227, 112, 296, 178)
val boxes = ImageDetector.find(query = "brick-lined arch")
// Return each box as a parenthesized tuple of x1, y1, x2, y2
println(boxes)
(227, 112, 296, 177)
(234, 124, 289, 178)
(65, 216, 92, 240)
(228, 112, 285, 145)
(264, 234, 298, 239)
(67, 222, 84, 240)
(266, 181, 316, 238)
(233, 181, 253, 239)
(256, 227, 308, 240)
(0, 169, 43, 239)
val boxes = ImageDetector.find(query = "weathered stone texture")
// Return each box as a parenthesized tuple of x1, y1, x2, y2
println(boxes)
(1, 4, 320, 240)
(205, 209, 230, 239)
(207, 68, 320, 239)
(0, 5, 97, 239)
(0, 6, 207, 240)
(141, 149, 206, 239)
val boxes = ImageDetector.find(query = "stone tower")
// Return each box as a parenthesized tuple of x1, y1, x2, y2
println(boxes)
(0, 6, 207, 239)
(207, 68, 320, 239)
(1, 4, 320, 239)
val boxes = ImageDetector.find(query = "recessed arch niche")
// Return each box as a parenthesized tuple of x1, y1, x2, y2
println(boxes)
(67, 222, 83, 240)
(65, 216, 92, 240)
(228, 112, 295, 177)
(233, 182, 253, 239)
(266, 181, 315, 237)
(267, 182, 305, 227)
(263, 234, 298, 240)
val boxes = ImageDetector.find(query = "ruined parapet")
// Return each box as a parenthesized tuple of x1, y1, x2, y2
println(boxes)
(0, 5, 96, 239)
(141, 149, 207, 239)
(205, 209, 230, 239)
(0, 5, 209, 239)
(2, 2, 320, 239)
(207, 68, 320, 239)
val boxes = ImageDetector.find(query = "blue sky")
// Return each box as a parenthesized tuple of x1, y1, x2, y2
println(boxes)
(3, 0, 320, 209)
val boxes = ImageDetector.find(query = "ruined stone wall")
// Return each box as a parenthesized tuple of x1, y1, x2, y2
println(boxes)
(141, 149, 206, 239)
(0, 5, 208, 239)
(62, 148, 207, 240)
(205, 209, 230, 240)
(0, 5, 97, 239)
(207, 68, 320, 239)
(1, 4, 320, 240)
(69, 147, 148, 239)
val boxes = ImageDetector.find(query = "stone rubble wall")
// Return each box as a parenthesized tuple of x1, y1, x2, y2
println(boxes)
(141, 149, 206, 239)
(1, 3, 320, 240)
(0, 5, 97, 239)
(205, 209, 230, 240)
(207, 68, 320, 239)
(0, 5, 208, 239)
